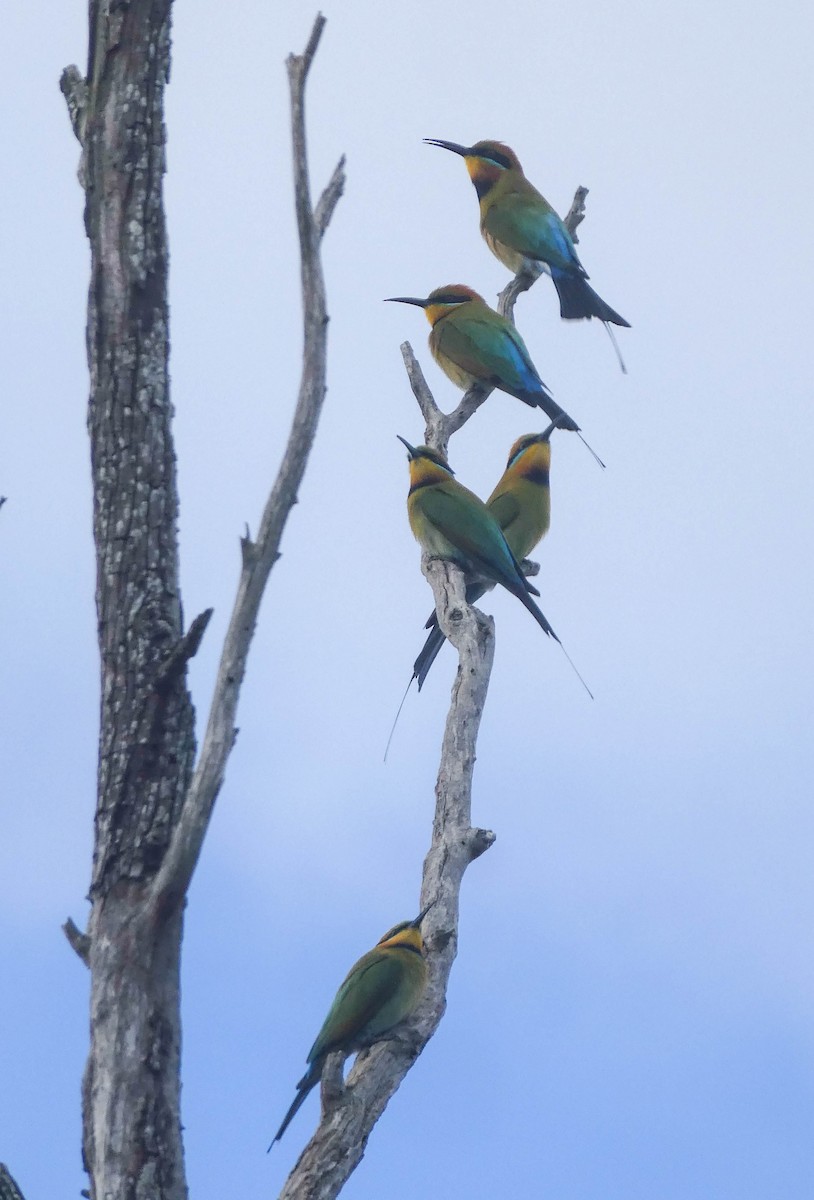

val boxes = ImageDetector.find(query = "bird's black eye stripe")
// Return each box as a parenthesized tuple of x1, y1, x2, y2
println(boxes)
(433, 293, 468, 306)
(483, 150, 511, 169)
(423, 450, 452, 471)
(507, 438, 536, 466)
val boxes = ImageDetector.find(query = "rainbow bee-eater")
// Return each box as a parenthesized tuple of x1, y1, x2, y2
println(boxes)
(424, 139, 630, 366)
(413, 423, 557, 691)
(387, 285, 580, 432)
(269, 904, 432, 1148)
(398, 436, 560, 640)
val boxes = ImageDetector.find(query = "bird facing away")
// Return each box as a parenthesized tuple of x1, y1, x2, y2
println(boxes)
(424, 139, 630, 364)
(413, 422, 557, 691)
(269, 905, 432, 1148)
(397, 437, 560, 641)
(387, 284, 580, 432)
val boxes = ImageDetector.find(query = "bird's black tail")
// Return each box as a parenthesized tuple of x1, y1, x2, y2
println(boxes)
(519, 390, 581, 432)
(413, 578, 501, 690)
(268, 1062, 321, 1149)
(414, 621, 447, 692)
(515, 585, 594, 698)
(551, 269, 630, 327)
(516, 586, 558, 640)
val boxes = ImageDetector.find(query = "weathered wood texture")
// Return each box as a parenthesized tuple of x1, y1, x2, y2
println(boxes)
(61, 8, 344, 1200)
(62, 4, 194, 1198)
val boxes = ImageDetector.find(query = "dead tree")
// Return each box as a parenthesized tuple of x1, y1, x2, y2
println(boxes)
(59, 9, 343, 1199)
(42, 8, 590, 1200)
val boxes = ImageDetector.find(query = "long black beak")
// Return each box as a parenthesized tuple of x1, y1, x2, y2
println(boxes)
(541, 414, 568, 442)
(424, 138, 470, 158)
(385, 296, 429, 307)
(411, 900, 436, 927)
(397, 435, 418, 458)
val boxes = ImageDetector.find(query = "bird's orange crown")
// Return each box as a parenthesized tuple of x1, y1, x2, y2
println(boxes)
(464, 140, 523, 194)
(424, 284, 482, 326)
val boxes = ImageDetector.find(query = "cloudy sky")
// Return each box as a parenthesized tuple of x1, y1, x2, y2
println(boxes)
(3, 1, 813, 1197)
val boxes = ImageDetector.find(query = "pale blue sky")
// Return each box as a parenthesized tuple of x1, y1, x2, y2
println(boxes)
(2, 2, 813, 1197)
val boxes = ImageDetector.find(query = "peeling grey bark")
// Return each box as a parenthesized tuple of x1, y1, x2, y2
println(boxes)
(61, 4, 195, 1198)
(61, 9, 343, 1200)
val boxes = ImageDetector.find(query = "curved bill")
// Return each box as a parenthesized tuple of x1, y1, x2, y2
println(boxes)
(397, 435, 418, 457)
(423, 138, 470, 157)
(541, 414, 569, 441)
(411, 900, 437, 927)
(385, 296, 429, 307)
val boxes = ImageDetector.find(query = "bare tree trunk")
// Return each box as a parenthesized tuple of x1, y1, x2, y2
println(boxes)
(60, 9, 344, 1200)
(61, 4, 193, 1197)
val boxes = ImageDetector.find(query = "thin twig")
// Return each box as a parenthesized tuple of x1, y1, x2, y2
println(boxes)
(563, 185, 589, 241)
(398, 345, 490, 457)
(59, 65, 88, 145)
(442, 382, 492, 443)
(497, 262, 542, 323)
(147, 14, 344, 914)
(314, 156, 346, 239)
(62, 917, 91, 967)
(154, 609, 213, 694)
(399, 343, 442, 433)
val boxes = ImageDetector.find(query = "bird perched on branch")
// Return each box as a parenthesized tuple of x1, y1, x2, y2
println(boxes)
(269, 905, 432, 1148)
(387, 285, 580, 432)
(424, 138, 629, 368)
(397, 437, 561, 638)
(412, 422, 557, 691)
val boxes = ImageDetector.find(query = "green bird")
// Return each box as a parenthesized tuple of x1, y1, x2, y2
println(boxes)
(269, 905, 432, 1148)
(398, 436, 560, 641)
(387, 284, 580, 432)
(413, 423, 557, 691)
(424, 139, 629, 368)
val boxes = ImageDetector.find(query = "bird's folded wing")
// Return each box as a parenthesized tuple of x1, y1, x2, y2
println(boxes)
(307, 953, 402, 1063)
(420, 485, 519, 589)
(484, 194, 583, 274)
(486, 489, 522, 535)
(438, 315, 540, 396)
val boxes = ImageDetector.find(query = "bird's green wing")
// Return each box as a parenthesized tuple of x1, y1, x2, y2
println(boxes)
(419, 483, 528, 594)
(437, 313, 542, 400)
(484, 192, 581, 273)
(487, 488, 522, 540)
(307, 951, 402, 1064)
